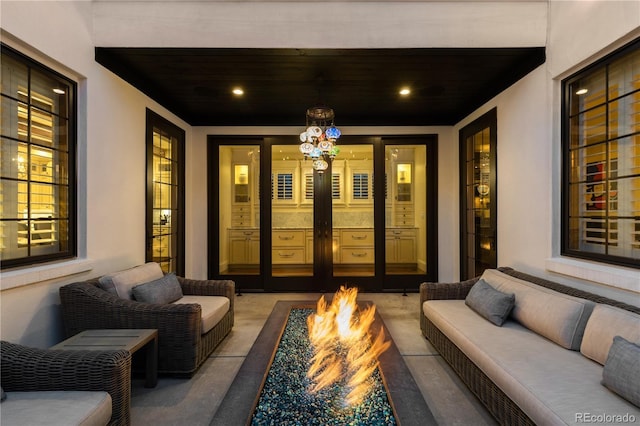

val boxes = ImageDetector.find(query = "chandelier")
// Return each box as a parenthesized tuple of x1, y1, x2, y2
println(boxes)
(299, 106, 341, 172)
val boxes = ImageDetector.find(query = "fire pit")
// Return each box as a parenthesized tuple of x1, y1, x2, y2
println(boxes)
(210, 294, 436, 426)
(251, 287, 395, 424)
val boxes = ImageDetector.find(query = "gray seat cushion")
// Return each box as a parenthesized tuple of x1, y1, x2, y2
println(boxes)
(423, 299, 640, 425)
(172, 295, 230, 334)
(1, 390, 112, 426)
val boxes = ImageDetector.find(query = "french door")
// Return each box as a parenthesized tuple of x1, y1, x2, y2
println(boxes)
(210, 135, 437, 292)
(145, 109, 185, 275)
(459, 108, 497, 280)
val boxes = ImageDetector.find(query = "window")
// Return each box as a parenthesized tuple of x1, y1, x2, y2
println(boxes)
(562, 39, 640, 268)
(1, 45, 76, 269)
(352, 173, 369, 199)
(331, 173, 341, 199)
(274, 172, 293, 200)
(304, 173, 341, 200)
(304, 173, 313, 199)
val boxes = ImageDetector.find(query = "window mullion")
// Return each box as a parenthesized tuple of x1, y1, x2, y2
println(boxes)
(605, 64, 610, 255)
(562, 38, 639, 268)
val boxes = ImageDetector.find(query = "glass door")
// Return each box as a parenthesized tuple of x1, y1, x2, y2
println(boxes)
(218, 144, 261, 276)
(271, 144, 313, 277)
(460, 108, 497, 280)
(270, 143, 376, 288)
(333, 145, 375, 277)
(145, 109, 185, 275)
(385, 144, 427, 275)
(209, 135, 438, 292)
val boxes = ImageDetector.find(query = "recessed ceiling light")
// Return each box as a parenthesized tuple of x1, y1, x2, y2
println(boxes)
(53, 88, 65, 95)
(232, 87, 244, 96)
(399, 87, 411, 96)
(576, 88, 588, 95)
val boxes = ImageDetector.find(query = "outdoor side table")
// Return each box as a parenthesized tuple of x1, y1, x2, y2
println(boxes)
(52, 329, 158, 388)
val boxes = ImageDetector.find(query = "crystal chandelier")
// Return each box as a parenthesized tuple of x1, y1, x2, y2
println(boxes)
(299, 106, 341, 172)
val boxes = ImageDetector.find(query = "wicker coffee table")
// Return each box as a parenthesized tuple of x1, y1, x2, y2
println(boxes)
(52, 329, 158, 387)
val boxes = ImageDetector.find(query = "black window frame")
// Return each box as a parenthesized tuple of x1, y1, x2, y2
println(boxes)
(0, 44, 77, 269)
(561, 38, 640, 269)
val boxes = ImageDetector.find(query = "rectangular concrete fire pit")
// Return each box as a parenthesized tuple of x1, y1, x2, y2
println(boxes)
(210, 300, 435, 426)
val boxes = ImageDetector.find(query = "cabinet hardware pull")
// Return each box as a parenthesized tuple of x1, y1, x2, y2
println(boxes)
(278, 252, 295, 258)
(278, 235, 294, 240)
(352, 235, 367, 240)
(351, 252, 367, 257)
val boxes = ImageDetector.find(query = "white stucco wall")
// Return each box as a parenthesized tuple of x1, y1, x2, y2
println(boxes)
(1, 1, 190, 346)
(1, 0, 638, 348)
(545, 1, 640, 299)
(454, 64, 554, 279)
(92, 1, 547, 48)
(451, 1, 640, 302)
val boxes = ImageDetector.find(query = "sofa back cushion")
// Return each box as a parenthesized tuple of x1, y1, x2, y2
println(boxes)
(98, 262, 165, 300)
(580, 304, 640, 365)
(481, 269, 595, 350)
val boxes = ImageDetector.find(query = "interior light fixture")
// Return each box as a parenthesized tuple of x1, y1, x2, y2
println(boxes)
(53, 88, 65, 95)
(576, 88, 588, 95)
(299, 106, 341, 173)
(232, 87, 244, 96)
(399, 87, 411, 96)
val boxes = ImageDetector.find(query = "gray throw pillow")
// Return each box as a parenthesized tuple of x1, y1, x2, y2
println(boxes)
(602, 336, 640, 408)
(132, 273, 183, 304)
(465, 278, 515, 326)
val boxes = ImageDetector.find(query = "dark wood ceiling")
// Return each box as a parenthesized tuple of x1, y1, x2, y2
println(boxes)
(95, 47, 545, 127)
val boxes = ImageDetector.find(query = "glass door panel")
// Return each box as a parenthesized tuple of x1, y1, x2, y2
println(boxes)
(385, 145, 427, 275)
(334, 145, 374, 277)
(272, 145, 313, 277)
(146, 110, 184, 276)
(460, 109, 497, 280)
(219, 145, 260, 275)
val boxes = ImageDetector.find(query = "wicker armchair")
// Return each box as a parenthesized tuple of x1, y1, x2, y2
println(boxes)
(59, 276, 235, 376)
(1, 340, 131, 425)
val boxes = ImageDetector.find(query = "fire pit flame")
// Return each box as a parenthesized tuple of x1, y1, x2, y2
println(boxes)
(306, 286, 391, 406)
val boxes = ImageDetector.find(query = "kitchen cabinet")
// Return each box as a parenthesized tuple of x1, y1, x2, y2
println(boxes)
(229, 229, 260, 265)
(272, 229, 305, 264)
(385, 228, 417, 263)
(231, 205, 252, 228)
(339, 228, 374, 264)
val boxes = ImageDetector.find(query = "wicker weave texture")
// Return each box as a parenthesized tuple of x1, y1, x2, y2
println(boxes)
(418, 267, 640, 426)
(59, 276, 235, 376)
(1, 340, 132, 426)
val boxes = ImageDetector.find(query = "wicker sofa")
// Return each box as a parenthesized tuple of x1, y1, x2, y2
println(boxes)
(420, 267, 640, 426)
(59, 267, 235, 377)
(1, 340, 131, 425)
